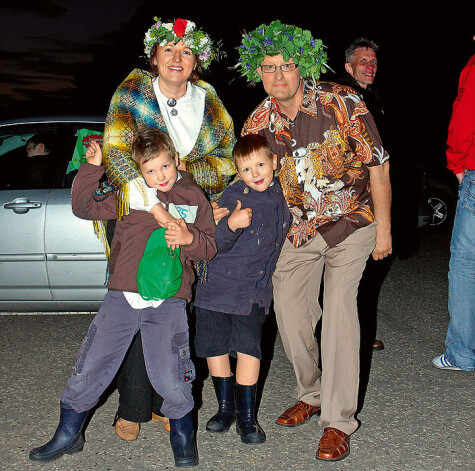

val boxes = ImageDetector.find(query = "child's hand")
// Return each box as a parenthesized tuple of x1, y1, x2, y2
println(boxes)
(85, 141, 102, 166)
(150, 204, 177, 227)
(227, 200, 252, 232)
(165, 219, 193, 248)
(211, 201, 229, 224)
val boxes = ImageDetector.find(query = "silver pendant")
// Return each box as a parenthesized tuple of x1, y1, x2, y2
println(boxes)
(167, 98, 177, 107)
(170, 108, 178, 116)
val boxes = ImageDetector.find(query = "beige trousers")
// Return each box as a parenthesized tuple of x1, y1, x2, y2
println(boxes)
(273, 223, 376, 435)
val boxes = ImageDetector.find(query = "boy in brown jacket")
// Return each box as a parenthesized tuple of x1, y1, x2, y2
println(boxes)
(29, 128, 217, 467)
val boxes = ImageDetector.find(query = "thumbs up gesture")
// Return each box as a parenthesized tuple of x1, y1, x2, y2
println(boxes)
(227, 199, 253, 232)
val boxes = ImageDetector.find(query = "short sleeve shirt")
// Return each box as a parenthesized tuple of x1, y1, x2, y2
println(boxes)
(242, 80, 389, 248)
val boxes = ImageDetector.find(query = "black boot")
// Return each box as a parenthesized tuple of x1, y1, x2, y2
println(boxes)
(235, 383, 266, 444)
(169, 412, 198, 467)
(206, 376, 236, 433)
(29, 403, 88, 462)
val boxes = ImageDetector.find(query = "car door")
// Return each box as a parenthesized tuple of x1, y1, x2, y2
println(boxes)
(44, 123, 108, 302)
(0, 127, 58, 301)
(0, 189, 51, 300)
(45, 189, 109, 302)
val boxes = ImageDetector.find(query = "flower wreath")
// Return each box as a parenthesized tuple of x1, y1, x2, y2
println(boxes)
(236, 20, 330, 84)
(144, 17, 219, 69)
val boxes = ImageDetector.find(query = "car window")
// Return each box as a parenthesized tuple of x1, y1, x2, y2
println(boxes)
(0, 128, 63, 190)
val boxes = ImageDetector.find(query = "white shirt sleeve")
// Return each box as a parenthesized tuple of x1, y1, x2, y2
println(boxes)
(129, 176, 162, 212)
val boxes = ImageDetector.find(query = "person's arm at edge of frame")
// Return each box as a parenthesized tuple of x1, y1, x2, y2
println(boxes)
(446, 56, 475, 183)
(369, 161, 392, 260)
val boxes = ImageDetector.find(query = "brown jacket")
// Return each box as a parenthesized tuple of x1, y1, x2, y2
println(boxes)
(72, 163, 217, 301)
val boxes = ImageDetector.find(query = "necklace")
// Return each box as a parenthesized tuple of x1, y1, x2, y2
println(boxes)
(167, 98, 178, 116)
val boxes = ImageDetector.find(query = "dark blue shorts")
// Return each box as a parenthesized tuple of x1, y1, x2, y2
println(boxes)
(194, 304, 266, 360)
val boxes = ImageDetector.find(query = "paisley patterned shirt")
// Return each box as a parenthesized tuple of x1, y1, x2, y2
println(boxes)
(242, 79, 389, 248)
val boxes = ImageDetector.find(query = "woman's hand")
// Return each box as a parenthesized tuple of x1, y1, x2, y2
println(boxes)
(211, 201, 229, 224)
(85, 141, 102, 166)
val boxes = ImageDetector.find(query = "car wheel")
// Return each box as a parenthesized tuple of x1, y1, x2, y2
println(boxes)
(426, 187, 454, 232)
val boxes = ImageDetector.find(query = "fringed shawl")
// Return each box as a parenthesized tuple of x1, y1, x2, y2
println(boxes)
(103, 68, 236, 220)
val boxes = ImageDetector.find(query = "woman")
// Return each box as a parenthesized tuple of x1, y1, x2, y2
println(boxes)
(102, 17, 236, 443)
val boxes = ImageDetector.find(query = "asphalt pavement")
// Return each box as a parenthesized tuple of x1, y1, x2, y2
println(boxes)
(1, 230, 473, 471)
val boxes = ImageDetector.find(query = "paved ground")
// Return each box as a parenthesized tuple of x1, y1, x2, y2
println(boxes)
(1, 230, 474, 471)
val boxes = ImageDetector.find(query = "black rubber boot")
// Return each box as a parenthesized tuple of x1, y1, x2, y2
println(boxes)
(206, 376, 236, 433)
(169, 412, 198, 467)
(235, 383, 266, 444)
(29, 403, 88, 462)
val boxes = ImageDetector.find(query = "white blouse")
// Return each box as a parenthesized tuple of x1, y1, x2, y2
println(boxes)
(153, 78, 205, 158)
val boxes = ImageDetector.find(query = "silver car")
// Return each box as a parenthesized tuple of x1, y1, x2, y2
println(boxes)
(0, 117, 108, 311)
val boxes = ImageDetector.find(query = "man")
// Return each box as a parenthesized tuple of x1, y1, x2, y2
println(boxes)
(25, 133, 54, 187)
(344, 38, 386, 351)
(343, 38, 383, 138)
(26, 133, 52, 157)
(345, 38, 378, 85)
(237, 21, 392, 461)
(432, 43, 475, 372)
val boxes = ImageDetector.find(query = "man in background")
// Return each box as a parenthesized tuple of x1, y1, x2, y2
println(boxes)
(26, 133, 52, 157)
(25, 133, 55, 187)
(343, 38, 388, 352)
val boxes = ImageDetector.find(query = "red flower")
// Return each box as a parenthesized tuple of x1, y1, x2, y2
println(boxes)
(173, 18, 187, 37)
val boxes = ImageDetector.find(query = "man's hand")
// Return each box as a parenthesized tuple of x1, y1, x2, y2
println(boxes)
(455, 171, 465, 183)
(211, 201, 229, 224)
(369, 161, 392, 261)
(85, 141, 102, 166)
(372, 229, 392, 260)
(227, 200, 252, 232)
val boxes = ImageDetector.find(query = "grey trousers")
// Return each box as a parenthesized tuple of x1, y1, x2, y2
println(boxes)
(273, 224, 376, 435)
(61, 291, 195, 419)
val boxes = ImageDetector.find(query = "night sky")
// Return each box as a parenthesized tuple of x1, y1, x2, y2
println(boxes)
(1, 1, 474, 170)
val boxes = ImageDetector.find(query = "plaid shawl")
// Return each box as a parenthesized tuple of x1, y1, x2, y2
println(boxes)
(103, 68, 236, 219)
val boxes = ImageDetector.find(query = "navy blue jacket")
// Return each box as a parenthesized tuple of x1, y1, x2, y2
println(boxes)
(194, 178, 291, 315)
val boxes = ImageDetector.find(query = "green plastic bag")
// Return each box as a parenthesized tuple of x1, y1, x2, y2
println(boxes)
(137, 228, 182, 300)
(66, 129, 104, 174)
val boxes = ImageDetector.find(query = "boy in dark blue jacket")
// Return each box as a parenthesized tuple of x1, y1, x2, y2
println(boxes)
(194, 134, 291, 444)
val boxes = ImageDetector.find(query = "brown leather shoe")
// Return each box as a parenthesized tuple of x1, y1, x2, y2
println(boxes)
(275, 401, 320, 427)
(316, 427, 350, 461)
(115, 417, 140, 441)
(152, 412, 171, 432)
(373, 339, 385, 350)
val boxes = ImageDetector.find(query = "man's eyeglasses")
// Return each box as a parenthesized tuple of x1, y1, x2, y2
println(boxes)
(260, 63, 299, 73)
